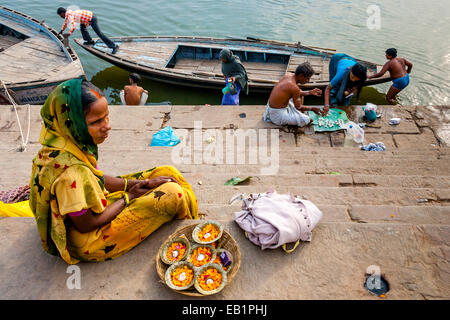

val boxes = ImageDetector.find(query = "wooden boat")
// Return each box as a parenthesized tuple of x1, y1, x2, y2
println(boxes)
(75, 35, 390, 93)
(0, 6, 85, 105)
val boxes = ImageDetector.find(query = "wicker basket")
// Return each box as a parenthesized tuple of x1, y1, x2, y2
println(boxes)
(159, 236, 191, 265)
(194, 263, 227, 295)
(192, 220, 224, 245)
(156, 222, 241, 297)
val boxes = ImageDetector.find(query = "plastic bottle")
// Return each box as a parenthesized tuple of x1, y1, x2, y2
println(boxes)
(342, 121, 364, 145)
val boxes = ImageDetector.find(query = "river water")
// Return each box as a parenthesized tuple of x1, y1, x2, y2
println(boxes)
(3, 0, 449, 106)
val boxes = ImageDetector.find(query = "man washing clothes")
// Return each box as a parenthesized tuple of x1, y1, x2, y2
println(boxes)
(263, 62, 324, 127)
(57, 7, 119, 54)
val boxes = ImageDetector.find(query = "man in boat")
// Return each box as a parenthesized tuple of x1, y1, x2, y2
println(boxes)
(263, 62, 324, 127)
(120, 73, 149, 105)
(323, 54, 367, 109)
(368, 48, 413, 104)
(57, 7, 119, 54)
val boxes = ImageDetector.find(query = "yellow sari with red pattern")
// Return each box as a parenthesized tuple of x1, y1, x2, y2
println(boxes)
(28, 79, 198, 264)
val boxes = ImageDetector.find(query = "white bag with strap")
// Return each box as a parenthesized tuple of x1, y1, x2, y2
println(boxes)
(233, 190, 323, 253)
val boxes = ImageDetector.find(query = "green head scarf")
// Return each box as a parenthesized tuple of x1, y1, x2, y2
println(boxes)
(30, 78, 105, 264)
(220, 48, 249, 95)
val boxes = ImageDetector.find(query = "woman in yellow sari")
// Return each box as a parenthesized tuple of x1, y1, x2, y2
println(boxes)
(28, 79, 198, 264)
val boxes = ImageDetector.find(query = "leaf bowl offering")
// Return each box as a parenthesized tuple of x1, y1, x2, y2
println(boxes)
(194, 263, 227, 295)
(159, 236, 191, 265)
(192, 220, 223, 244)
(165, 261, 196, 291)
(188, 244, 216, 268)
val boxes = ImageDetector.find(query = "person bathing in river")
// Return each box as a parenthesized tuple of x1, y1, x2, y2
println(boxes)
(57, 7, 119, 54)
(323, 53, 367, 109)
(219, 49, 249, 105)
(28, 79, 198, 264)
(120, 73, 148, 105)
(368, 48, 413, 104)
(263, 62, 323, 127)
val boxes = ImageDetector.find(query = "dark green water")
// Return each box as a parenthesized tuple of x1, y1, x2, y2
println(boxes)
(3, 0, 449, 106)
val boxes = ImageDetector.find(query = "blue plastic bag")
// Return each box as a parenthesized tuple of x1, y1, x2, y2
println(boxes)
(150, 126, 180, 147)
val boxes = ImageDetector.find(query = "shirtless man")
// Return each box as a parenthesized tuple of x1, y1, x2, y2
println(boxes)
(122, 73, 148, 105)
(263, 62, 324, 127)
(368, 48, 413, 104)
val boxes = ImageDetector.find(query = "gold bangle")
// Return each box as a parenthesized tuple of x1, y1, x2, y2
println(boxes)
(123, 178, 128, 192)
(122, 193, 130, 206)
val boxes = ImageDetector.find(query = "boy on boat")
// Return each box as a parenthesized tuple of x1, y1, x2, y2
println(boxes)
(263, 62, 324, 127)
(120, 73, 148, 105)
(57, 7, 119, 54)
(368, 48, 413, 104)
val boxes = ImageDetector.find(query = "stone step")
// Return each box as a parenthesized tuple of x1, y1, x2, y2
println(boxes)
(4, 139, 447, 159)
(183, 173, 450, 189)
(2, 128, 448, 156)
(1, 152, 449, 189)
(3, 149, 449, 173)
(2, 165, 449, 191)
(198, 204, 450, 225)
(191, 185, 448, 206)
(0, 218, 448, 299)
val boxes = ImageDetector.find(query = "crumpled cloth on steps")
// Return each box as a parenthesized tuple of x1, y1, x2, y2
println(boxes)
(0, 185, 30, 204)
(360, 142, 386, 151)
(234, 190, 323, 250)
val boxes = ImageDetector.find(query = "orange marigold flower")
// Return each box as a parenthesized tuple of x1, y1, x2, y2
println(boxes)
(171, 265, 194, 287)
(190, 246, 213, 267)
(197, 224, 219, 242)
(197, 268, 222, 291)
(166, 242, 186, 262)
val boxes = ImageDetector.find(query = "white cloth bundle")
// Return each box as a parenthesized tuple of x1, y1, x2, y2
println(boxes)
(234, 190, 323, 251)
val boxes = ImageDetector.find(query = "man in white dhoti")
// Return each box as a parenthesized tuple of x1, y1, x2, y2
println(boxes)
(263, 62, 325, 127)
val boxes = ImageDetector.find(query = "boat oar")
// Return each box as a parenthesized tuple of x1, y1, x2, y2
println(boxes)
(246, 36, 336, 52)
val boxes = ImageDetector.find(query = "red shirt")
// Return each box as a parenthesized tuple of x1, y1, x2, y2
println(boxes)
(61, 9, 93, 35)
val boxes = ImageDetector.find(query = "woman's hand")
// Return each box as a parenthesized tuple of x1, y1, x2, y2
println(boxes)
(127, 177, 180, 201)
(145, 176, 180, 189)
(127, 180, 152, 201)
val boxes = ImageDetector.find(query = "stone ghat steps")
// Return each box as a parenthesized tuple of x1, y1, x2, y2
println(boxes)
(0, 218, 448, 300)
(2, 143, 449, 162)
(2, 168, 450, 192)
(182, 173, 450, 189)
(191, 185, 449, 206)
(199, 204, 450, 225)
(2, 150, 449, 173)
(1, 151, 449, 188)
